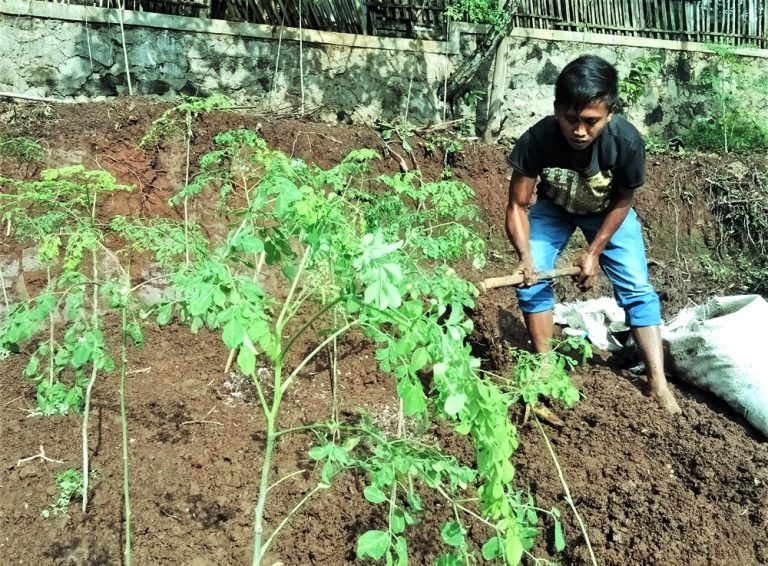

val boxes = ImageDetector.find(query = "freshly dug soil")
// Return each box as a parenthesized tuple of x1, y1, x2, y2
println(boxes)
(0, 99, 765, 566)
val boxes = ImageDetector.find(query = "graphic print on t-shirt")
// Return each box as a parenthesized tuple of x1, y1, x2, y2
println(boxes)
(540, 167, 614, 215)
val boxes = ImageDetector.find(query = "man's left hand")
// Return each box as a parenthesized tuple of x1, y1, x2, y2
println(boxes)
(574, 250, 600, 291)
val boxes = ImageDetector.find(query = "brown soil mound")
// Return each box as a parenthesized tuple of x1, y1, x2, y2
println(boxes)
(0, 99, 765, 566)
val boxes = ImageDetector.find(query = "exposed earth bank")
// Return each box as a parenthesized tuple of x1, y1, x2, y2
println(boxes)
(0, 100, 765, 566)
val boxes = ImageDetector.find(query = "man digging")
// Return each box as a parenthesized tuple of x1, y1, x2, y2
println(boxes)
(505, 54, 681, 414)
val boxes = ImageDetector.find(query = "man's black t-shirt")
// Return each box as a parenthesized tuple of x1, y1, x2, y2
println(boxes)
(508, 115, 645, 215)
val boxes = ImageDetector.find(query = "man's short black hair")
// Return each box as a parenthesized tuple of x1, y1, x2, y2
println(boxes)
(555, 55, 619, 112)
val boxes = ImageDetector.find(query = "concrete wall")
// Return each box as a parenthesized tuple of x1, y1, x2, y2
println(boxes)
(498, 29, 768, 141)
(2, 1, 768, 140)
(0, 1, 458, 125)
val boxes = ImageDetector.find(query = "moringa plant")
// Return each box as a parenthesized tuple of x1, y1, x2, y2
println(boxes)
(134, 127, 576, 565)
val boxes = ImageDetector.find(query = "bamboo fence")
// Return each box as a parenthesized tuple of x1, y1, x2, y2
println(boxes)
(45, 0, 768, 47)
(510, 0, 768, 48)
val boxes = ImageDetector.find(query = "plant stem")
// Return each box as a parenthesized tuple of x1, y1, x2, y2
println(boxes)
(0, 263, 10, 315)
(82, 193, 99, 513)
(47, 267, 54, 387)
(119, 296, 132, 566)
(279, 298, 342, 363)
(533, 416, 597, 566)
(275, 247, 310, 333)
(251, 368, 281, 566)
(280, 321, 355, 395)
(183, 110, 192, 266)
(330, 332, 339, 439)
(261, 482, 327, 556)
(266, 469, 305, 495)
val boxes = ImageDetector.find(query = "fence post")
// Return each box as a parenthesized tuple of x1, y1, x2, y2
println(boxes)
(484, 0, 510, 142)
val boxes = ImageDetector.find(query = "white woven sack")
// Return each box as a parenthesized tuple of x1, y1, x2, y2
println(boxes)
(663, 295, 768, 437)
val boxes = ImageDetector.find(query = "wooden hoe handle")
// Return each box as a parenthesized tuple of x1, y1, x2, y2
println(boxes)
(479, 266, 582, 292)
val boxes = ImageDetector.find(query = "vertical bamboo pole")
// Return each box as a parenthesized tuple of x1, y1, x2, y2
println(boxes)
(649, 0, 658, 38)
(728, 0, 734, 42)
(763, 0, 767, 48)
(627, 0, 635, 35)
(547, 0, 554, 29)
(720, 0, 725, 40)
(584, 0, 591, 31)
(667, 0, 676, 38)
(572, 0, 579, 29)
(731, 0, 736, 44)
(714, 0, 720, 38)
(696, 0, 702, 42)
(658, 0, 669, 39)
(673, 0, 680, 40)
(612, 0, 621, 34)
(562, 0, 568, 28)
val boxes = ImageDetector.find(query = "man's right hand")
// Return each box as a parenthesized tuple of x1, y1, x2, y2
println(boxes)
(514, 257, 538, 287)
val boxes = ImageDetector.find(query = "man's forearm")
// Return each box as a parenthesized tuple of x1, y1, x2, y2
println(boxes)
(587, 194, 633, 256)
(506, 203, 532, 260)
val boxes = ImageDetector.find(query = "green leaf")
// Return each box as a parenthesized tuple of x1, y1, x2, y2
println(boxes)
(443, 393, 466, 417)
(394, 536, 408, 566)
(356, 530, 390, 560)
(554, 519, 566, 552)
(364, 485, 387, 504)
(274, 179, 301, 214)
(435, 555, 462, 566)
(308, 444, 331, 461)
(454, 420, 472, 435)
(237, 347, 255, 375)
(127, 322, 143, 345)
(391, 509, 406, 534)
(156, 303, 173, 325)
(239, 235, 264, 254)
(481, 536, 503, 560)
(409, 347, 429, 372)
(222, 319, 245, 349)
(321, 461, 335, 484)
(505, 531, 524, 565)
(440, 521, 464, 547)
(24, 356, 39, 378)
(398, 379, 427, 417)
(71, 342, 93, 368)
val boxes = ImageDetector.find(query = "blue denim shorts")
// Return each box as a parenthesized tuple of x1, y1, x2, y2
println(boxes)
(516, 198, 661, 327)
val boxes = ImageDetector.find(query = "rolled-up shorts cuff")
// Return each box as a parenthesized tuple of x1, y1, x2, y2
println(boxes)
(515, 284, 555, 314)
(623, 295, 662, 327)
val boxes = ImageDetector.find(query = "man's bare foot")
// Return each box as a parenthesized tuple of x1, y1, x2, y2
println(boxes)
(649, 386, 682, 414)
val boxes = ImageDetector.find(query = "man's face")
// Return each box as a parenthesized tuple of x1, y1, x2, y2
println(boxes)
(555, 100, 612, 150)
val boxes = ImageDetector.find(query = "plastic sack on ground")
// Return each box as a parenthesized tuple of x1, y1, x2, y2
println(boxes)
(662, 295, 768, 437)
(553, 297, 628, 351)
